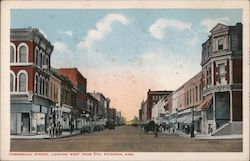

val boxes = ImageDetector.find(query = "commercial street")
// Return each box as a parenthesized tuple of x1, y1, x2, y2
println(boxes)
(11, 125, 242, 152)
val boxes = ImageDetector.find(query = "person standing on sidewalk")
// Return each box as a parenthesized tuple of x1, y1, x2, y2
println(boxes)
(154, 123, 159, 138)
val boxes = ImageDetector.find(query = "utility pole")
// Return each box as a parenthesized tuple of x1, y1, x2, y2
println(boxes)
(191, 107, 195, 138)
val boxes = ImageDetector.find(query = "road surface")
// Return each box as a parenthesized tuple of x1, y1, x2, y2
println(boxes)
(11, 125, 242, 152)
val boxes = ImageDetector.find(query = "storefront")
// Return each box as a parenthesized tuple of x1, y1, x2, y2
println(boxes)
(11, 103, 49, 135)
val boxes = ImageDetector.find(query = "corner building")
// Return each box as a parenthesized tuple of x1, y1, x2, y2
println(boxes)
(10, 28, 53, 134)
(200, 23, 242, 133)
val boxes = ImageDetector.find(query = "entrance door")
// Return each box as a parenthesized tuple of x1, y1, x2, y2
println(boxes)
(21, 113, 30, 134)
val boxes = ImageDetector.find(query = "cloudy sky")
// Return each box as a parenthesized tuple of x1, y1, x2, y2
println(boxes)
(11, 9, 242, 120)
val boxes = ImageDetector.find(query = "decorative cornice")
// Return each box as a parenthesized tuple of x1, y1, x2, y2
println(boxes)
(11, 27, 54, 55)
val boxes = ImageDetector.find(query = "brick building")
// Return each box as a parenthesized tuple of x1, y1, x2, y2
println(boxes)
(199, 23, 242, 133)
(57, 68, 87, 129)
(146, 90, 173, 121)
(10, 27, 53, 134)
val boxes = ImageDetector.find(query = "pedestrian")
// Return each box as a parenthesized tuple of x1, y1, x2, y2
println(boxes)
(47, 124, 52, 138)
(154, 124, 159, 138)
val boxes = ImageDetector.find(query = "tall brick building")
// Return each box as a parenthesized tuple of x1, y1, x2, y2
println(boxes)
(10, 28, 53, 134)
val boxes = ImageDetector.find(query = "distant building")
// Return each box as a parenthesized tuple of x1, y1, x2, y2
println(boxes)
(91, 92, 109, 121)
(108, 108, 117, 122)
(146, 90, 173, 122)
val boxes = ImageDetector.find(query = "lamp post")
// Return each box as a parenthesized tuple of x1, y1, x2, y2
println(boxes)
(191, 107, 195, 138)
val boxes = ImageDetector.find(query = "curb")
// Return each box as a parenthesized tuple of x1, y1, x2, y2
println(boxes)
(11, 132, 81, 140)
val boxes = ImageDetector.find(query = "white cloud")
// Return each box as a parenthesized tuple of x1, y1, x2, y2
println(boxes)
(201, 17, 230, 31)
(77, 13, 129, 49)
(58, 31, 73, 36)
(39, 29, 48, 38)
(53, 41, 68, 52)
(149, 18, 192, 39)
(186, 32, 200, 47)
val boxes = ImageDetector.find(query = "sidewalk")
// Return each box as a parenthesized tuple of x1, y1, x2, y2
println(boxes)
(161, 130, 242, 140)
(11, 130, 81, 139)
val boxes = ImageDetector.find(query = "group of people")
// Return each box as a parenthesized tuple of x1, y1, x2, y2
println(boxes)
(48, 122, 62, 138)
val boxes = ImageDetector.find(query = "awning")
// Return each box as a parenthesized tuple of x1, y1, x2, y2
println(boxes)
(196, 95, 213, 111)
(177, 115, 201, 124)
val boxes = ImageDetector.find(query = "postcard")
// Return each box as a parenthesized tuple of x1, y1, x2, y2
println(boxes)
(1, 0, 249, 161)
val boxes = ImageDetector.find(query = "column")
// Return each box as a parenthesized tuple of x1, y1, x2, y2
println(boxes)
(230, 90, 233, 122)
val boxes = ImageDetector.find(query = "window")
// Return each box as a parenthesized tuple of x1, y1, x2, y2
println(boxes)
(19, 46, 27, 63)
(19, 72, 27, 92)
(10, 72, 15, 92)
(218, 63, 226, 84)
(40, 77, 43, 95)
(45, 80, 49, 97)
(218, 39, 224, 50)
(37, 77, 40, 94)
(39, 50, 42, 68)
(41, 78, 44, 95)
(10, 46, 15, 63)
(34, 48, 39, 65)
(34, 74, 39, 93)
(196, 86, 198, 102)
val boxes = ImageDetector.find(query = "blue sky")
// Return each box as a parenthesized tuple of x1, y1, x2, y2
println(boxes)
(11, 9, 242, 120)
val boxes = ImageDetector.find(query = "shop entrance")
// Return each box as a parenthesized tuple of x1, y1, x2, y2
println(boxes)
(21, 113, 30, 134)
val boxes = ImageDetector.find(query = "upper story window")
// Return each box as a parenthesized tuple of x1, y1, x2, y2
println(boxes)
(18, 71, 28, 92)
(34, 47, 39, 66)
(218, 39, 224, 50)
(10, 45, 15, 63)
(218, 63, 226, 84)
(34, 74, 38, 93)
(39, 51, 43, 68)
(19, 45, 28, 63)
(10, 72, 15, 92)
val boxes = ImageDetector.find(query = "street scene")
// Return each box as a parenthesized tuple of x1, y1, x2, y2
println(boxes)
(9, 9, 243, 153)
(11, 125, 242, 152)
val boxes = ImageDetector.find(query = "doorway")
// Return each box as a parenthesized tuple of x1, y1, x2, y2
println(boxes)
(21, 113, 30, 134)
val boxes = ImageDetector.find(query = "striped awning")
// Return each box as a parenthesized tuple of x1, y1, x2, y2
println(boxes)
(196, 95, 213, 111)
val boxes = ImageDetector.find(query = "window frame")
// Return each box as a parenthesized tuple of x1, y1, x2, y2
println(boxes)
(10, 70, 16, 92)
(17, 70, 28, 92)
(10, 43, 16, 63)
(17, 43, 29, 63)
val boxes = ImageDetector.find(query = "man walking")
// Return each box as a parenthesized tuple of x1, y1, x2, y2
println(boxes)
(154, 123, 159, 138)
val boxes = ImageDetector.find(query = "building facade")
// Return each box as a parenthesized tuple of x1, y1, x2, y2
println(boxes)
(57, 68, 87, 129)
(10, 28, 53, 134)
(146, 90, 173, 122)
(200, 23, 242, 134)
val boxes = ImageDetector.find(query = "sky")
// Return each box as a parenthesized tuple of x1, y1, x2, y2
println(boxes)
(11, 9, 242, 120)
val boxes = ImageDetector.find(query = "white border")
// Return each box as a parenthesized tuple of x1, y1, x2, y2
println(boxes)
(1, 0, 249, 161)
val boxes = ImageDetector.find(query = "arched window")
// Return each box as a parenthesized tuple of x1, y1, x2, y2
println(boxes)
(40, 76, 43, 95)
(10, 45, 15, 63)
(10, 71, 15, 92)
(42, 77, 45, 96)
(18, 44, 28, 63)
(34, 47, 39, 65)
(42, 52, 46, 65)
(39, 50, 43, 68)
(18, 71, 28, 92)
(34, 74, 39, 93)
(37, 76, 41, 94)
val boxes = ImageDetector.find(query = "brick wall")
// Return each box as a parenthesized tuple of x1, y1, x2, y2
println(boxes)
(232, 91, 242, 121)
